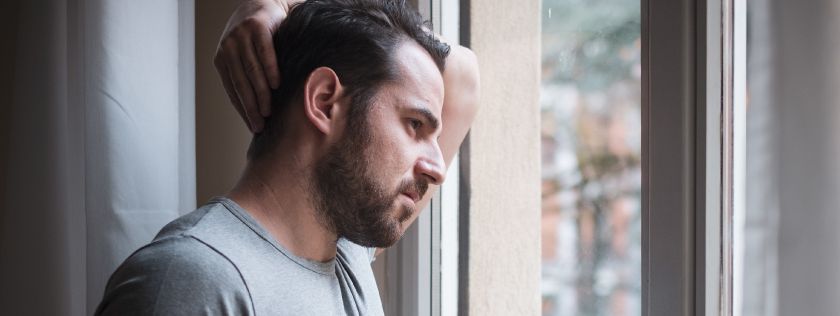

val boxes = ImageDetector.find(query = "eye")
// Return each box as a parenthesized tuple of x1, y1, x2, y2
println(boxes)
(408, 118, 423, 130)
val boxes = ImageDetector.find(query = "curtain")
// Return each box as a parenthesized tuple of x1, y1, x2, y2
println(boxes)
(0, 1, 195, 315)
(744, 0, 840, 315)
(743, 0, 779, 314)
(772, 0, 840, 314)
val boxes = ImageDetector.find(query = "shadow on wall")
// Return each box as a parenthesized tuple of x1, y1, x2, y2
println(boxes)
(195, 0, 253, 204)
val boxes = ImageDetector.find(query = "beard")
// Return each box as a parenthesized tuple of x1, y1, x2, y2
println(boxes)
(312, 113, 429, 248)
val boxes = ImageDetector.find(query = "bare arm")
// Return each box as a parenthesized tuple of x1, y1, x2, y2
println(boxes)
(375, 44, 481, 256)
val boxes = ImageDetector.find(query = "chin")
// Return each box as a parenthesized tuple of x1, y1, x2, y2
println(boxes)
(396, 200, 416, 222)
(374, 218, 404, 248)
(346, 216, 403, 248)
(347, 204, 414, 248)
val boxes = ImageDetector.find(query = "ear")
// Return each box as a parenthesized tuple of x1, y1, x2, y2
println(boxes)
(302, 67, 345, 136)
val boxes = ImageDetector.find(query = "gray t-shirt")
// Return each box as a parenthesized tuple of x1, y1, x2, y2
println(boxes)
(95, 197, 384, 315)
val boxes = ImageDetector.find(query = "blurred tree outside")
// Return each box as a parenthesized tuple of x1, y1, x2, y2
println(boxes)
(540, 0, 641, 315)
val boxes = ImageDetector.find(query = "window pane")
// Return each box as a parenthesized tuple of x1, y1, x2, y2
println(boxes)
(540, 1, 641, 315)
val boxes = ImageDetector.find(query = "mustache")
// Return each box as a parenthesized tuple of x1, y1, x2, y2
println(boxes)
(396, 177, 429, 200)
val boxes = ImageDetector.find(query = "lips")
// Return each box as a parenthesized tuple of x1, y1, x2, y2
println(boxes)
(401, 190, 420, 203)
(397, 178, 428, 204)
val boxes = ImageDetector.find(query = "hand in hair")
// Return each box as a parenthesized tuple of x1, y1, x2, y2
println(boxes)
(214, 0, 303, 133)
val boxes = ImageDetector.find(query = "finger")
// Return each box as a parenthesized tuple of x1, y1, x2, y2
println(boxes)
(215, 51, 250, 129)
(254, 26, 280, 90)
(217, 61, 250, 130)
(242, 39, 273, 118)
(224, 43, 264, 133)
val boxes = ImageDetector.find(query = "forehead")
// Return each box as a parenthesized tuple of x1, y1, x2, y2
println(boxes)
(376, 41, 445, 116)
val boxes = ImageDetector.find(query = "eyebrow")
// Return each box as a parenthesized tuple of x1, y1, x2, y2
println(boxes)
(405, 105, 441, 131)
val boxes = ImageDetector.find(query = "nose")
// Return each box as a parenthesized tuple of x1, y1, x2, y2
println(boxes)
(415, 142, 446, 185)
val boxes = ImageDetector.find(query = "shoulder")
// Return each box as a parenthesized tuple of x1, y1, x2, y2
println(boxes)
(95, 235, 254, 315)
(153, 201, 226, 239)
(337, 238, 377, 264)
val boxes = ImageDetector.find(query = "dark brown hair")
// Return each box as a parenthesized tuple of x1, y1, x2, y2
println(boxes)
(248, 0, 450, 159)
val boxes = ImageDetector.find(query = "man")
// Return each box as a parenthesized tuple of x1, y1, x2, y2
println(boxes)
(96, 0, 478, 314)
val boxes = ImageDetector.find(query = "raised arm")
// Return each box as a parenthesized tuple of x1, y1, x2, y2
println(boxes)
(413, 44, 480, 216)
(214, 0, 303, 133)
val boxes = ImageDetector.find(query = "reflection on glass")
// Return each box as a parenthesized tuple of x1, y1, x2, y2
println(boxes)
(540, 0, 641, 315)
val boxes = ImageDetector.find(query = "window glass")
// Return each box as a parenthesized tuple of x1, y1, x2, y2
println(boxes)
(540, 0, 641, 315)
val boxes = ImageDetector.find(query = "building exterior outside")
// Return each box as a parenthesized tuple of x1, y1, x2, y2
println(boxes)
(540, 0, 641, 315)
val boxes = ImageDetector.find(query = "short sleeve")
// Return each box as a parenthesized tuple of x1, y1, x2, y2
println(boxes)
(95, 236, 254, 316)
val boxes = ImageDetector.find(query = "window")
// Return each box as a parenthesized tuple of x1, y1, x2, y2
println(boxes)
(540, 0, 642, 315)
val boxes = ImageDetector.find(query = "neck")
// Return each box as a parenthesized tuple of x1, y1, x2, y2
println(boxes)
(226, 151, 338, 263)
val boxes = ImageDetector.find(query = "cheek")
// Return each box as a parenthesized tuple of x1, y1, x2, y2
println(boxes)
(385, 137, 417, 177)
(367, 122, 415, 178)
(368, 139, 408, 182)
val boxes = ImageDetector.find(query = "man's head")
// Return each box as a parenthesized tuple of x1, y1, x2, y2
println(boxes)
(248, 0, 450, 248)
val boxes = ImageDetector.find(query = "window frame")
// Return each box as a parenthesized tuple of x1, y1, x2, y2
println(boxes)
(642, 0, 740, 314)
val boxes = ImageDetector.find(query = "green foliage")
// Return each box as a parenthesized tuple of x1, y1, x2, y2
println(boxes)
(542, 0, 640, 92)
